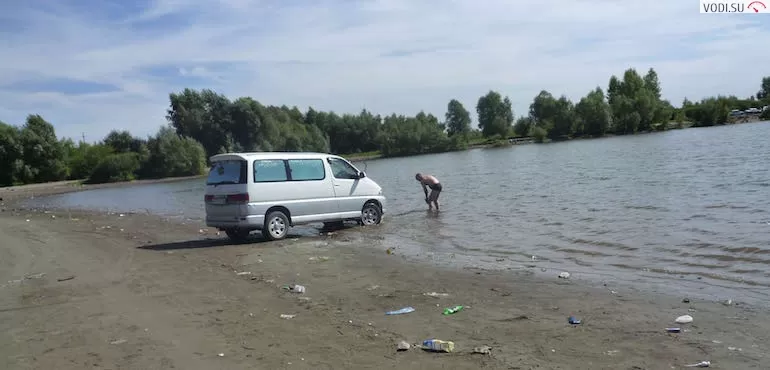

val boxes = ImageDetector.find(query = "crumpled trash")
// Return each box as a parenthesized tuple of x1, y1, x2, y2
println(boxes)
(283, 284, 306, 293)
(280, 314, 296, 319)
(558, 272, 570, 279)
(472, 345, 492, 355)
(675, 315, 694, 324)
(422, 339, 454, 353)
(397, 341, 411, 351)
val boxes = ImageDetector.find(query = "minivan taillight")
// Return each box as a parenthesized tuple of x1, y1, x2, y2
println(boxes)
(204, 195, 214, 202)
(226, 193, 249, 203)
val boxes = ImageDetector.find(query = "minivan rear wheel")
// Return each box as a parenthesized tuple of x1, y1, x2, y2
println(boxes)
(263, 210, 289, 241)
(361, 202, 382, 226)
(225, 228, 251, 242)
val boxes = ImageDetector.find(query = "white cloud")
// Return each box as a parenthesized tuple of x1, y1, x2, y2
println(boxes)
(0, 0, 768, 141)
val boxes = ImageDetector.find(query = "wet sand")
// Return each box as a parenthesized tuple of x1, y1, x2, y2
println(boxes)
(0, 182, 767, 369)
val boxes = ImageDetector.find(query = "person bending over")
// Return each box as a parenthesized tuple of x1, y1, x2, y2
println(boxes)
(415, 173, 442, 211)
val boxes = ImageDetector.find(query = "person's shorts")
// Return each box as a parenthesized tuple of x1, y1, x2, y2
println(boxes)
(428, 183, 442, 201)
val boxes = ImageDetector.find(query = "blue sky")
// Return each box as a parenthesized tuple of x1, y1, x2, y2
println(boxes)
(1, 0, 768, 142)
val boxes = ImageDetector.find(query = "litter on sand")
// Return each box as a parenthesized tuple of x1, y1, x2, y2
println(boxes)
(386, 307, 415, 315)
(422, 339, 454, 353)
(684, 360, 710, 367)
(423, 292, 449, 298)
(397, 341, 411, 351)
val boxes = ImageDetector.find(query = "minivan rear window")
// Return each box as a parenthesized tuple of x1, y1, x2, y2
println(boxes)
(207, 160, 247, 185)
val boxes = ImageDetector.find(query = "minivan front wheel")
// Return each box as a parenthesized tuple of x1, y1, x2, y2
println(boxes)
(263, 210, 290, 241)
(361, 202, 382, 226)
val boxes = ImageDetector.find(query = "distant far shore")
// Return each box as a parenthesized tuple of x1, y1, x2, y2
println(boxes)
(344, 117, 768, 162)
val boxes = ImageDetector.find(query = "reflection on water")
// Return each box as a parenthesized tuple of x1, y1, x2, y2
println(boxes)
(28, 122, 770, 304)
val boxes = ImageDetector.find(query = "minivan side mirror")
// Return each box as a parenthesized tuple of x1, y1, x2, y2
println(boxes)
(358, 171, 366, 179)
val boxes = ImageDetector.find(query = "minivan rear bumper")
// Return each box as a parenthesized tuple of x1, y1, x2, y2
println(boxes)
(206, 215, 264, 230)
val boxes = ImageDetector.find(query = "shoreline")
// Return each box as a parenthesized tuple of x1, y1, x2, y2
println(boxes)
(0, 175, 203, 204)
(342, 118, 768, 162)
(1, 182, 767, 369)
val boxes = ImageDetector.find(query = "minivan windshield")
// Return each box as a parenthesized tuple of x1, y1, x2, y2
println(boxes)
(207, 160, 246, 185)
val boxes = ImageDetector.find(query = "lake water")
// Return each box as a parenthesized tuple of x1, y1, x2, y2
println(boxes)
(29, 122, 770, 304)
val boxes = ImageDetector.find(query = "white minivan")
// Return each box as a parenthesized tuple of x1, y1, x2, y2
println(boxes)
(204, 152, 386, 241)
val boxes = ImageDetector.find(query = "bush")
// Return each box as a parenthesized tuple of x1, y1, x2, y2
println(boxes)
(67, 144, 114, 180)
(87, 153, 141, 184)
(140, 127, 208, 179)
(513, 117, 533, 137)
(530, 126, 548, 143)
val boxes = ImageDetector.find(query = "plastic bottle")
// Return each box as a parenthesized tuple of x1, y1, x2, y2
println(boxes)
(443, 305, 464, 315)
(422, 339, 455, 353)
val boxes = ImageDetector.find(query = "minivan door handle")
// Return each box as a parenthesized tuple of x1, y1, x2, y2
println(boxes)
(334, 184, 341, 187)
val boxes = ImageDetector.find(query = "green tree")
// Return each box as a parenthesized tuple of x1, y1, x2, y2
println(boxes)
(103, 130, 144, 153)
(140, 126, 208, 179)
(513, 116, 534, 137)
(167, 89, 235, 157)
(643, 68, 662, 100)
(65, 142, 113, 180)
(528, 91, 575, 139)
(87, 153, 141, 184)
(605, 68, 667, 134)
(0, 122, 23, 186)
(574, 87, 611, 137)
(684, 97, 730, 127)
(445, 99, 471, 137)
(529, 90, 559, 124)
(377, 112, 450, 157)
(476, 91, 513, 138)
(18, 115, 68, 184)
(756, 76, 770, 101)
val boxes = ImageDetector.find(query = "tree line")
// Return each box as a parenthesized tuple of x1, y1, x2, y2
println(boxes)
(1, 69, 768, 187)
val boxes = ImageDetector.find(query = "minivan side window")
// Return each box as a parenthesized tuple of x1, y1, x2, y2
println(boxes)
(328, 158, 360, 179)
(287, 159, 325, 181)
(253, 159, 288, 182)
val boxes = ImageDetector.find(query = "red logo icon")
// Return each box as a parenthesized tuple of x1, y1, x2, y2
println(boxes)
(748, 1, 766, 12)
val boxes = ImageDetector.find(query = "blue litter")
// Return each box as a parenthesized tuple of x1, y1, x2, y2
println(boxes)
(386, 307, 415, 315)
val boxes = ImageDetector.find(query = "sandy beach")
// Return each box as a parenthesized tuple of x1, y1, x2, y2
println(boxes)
(0, 181, 767, 369)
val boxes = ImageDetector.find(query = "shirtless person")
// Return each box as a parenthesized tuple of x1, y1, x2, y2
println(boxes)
(415, 173, 442, 211)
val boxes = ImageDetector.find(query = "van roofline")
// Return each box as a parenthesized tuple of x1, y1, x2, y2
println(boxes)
(209, 152, 345, 162)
